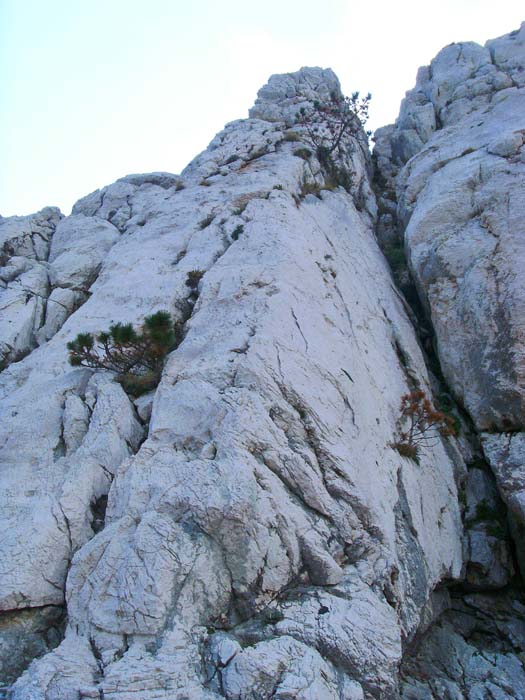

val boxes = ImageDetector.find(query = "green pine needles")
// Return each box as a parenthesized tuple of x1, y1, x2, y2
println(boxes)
(67, 311, 180, 396)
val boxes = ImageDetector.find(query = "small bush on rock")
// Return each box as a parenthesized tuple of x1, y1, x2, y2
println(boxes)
(67, 311, 180, 396)
(299, 179, 323, 199)
(295, 91, 371, 193)
(231, 225, 244, 241)
(296, 91, 371, 155)
(185, 270, 204, 289)
(199, 213, 215, 229)
(392, 390, 457, 461)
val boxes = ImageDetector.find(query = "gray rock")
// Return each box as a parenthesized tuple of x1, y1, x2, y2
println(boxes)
(401, 593, 525, 700)
(487, 131, 524, 157)
(0, 208, 63, 367)
(482, 432, 525, 524)
(5, 24, 525, 699)
(249, 66, 342, 125)
(374, 25, 525, 434)
(48, 214, 120, 290)
(374, 24, 525, 591)
(132, 391, 155, 423)
(0, 606, 64, 685)
(221, 636, 364, 700)
(463, 467, 514, 588)
(3, 66, 464, 698)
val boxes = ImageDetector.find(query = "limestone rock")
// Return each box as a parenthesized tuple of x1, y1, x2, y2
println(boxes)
(2, 67, 465, 698)
(0, 208, 62, 368)
(374, 23, 525, 435)
(0, 606, 64, 685)
(370, 25, 525, 697)
(4, 24, 525, 698)
(482, 433, 525, 523)
(401, 592, 525, 700)
(463, 467, 514, 588)
(48, 214, 120, 290)
(221, 636, 365, 700)
(249, 66, 343, 125)
(374, 25, 525, 595)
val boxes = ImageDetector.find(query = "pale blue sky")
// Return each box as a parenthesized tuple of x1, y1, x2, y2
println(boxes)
(1, 0, 523, 216)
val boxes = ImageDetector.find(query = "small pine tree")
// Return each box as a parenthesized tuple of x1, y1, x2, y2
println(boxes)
(391, 390, 457, 461)
(67, 311, 179, 395)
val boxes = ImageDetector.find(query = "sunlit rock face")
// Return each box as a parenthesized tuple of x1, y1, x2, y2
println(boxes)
(0, 25, 523, 700)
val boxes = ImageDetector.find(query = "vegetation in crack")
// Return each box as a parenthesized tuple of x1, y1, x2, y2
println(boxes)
(374, 162, 521, 566)
(185, 269, 205, 291)
(391, 390, 457, 462)
(231, 224, 244, 241)
(295, 91, 371, 156)
(90, 494, 108, 535)
(287, 90, 373, 205)
(199, 212, 216, 230)
(185, 269, 205, 306)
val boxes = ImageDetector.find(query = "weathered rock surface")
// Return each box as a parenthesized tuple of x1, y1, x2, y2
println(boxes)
(374, 23, 525, 698)
(1, 24, 524, 700)
(0, 607, 64, 686)
(1, 68, 465, 698)
(375, 23, 525, 435)
(0, 208, 63, 368)
(463, 466, 514, 589)
(401, 592, 525, 700)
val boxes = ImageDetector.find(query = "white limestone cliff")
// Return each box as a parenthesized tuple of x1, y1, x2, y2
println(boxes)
(374, 22, 525, 698)
(0, 25, 523, 700)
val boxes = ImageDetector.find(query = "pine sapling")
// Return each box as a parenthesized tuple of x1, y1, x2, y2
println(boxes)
(392, 390, 457, 461)
(67, 311, 179, 396)
(295, 91, 371, 157)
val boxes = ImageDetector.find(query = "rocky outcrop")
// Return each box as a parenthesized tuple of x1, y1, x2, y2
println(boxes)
(0, 25, 523, 700)
(375, 23, 525, 434)
(400, 590, 525, 700)
(0, 607, 64, 686)
(0, 208, 63, 368)
(1, 68, 466, 698)
(374, 22, 525, 698)
(375, 21, 525, 532)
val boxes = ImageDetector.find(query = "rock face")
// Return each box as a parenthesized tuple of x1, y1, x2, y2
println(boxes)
(375, 23, 525, 435)
(0, 208, 63, 368)
(375, 22, 525, 557)
(0, 28, 523, 700)
(400, 591, 525, 700)
(374, 23, 525, 698)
